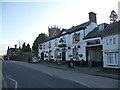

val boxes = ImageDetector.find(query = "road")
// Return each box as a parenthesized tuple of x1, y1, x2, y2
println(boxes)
(2, 60, 88, 88)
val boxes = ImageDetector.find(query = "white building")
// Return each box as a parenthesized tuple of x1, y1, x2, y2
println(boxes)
(38, 12, 97, 66)
(38, 12, 120, 69)
(102, 21, 120, 69)
(84, 23, 108, 67)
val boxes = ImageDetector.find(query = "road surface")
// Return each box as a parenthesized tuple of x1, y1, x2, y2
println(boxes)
(2, 60, 88, 88)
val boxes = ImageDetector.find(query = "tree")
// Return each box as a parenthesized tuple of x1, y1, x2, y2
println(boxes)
(110, 10, 118, 23)
(32, 33, 49, 56)
(22, 42, 27, 52)
(21, 42, 31, 52)
(26, 43, 31, 52)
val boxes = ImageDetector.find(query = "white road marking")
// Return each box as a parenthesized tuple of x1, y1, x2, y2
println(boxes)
(56, 77, 93, 88)
(46, 72, 53, 76)
(74, 80, 93, 88)
(2, 74, 8, 89)
(41, 71, 53, 76)
(7, 76, 18, 90)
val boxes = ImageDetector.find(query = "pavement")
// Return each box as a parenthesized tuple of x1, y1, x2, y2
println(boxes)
(39, 61, 119, 80)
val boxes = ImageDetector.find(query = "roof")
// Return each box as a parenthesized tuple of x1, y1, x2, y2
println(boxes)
(65, 21, 90, 34)
(84, 28, 103, 39)
(7, 48, 20, 52)
(84, 23, 108, 39)
(44, 21, 91, 42)
(102, 21, 120, 37)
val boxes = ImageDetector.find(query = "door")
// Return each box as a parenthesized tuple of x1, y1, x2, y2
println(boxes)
(41, 52, 44, 60)
(62, 51, 66, 61)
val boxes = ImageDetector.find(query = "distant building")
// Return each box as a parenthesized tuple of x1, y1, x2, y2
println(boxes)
(0, 55, 3, 60)
(7, 45, 21, 56)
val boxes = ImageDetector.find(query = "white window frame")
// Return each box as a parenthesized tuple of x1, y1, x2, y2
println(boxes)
(106, 53, 118, 65)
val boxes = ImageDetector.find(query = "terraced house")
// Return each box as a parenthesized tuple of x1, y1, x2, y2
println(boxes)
(38, 12, 120, 69)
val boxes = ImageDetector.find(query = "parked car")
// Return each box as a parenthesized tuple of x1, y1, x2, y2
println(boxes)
(28, 56, 40, 63)
(31, 57, 40, 63)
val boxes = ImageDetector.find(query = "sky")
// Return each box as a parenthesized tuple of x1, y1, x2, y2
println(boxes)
(0, 0, 120, 55)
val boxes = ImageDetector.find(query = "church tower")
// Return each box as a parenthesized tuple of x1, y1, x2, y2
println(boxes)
(48, 25, 61, 39)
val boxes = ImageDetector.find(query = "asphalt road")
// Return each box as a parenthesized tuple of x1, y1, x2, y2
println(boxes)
(2, 60, 88, 88)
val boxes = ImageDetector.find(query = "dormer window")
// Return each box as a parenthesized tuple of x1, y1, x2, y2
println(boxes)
(98, 24, 104, 30)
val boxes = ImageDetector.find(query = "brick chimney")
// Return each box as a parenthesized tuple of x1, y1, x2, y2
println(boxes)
(89, 12, 97, 23)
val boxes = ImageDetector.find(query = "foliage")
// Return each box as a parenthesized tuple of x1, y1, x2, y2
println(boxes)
(22, 42, 31, 52)
(109, 10, 118, 23)
(32, 33, 49, 56)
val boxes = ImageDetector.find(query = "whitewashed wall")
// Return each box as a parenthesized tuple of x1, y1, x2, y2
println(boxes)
(85, 22, 97, 36)
(38, 22, 97, 62)
(103, 34, 120, 69)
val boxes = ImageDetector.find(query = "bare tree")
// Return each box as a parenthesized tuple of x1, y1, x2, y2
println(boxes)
(17, 40, 23, 49)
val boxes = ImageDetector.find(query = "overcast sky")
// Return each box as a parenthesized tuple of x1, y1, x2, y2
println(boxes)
(0, 0, 119, 55)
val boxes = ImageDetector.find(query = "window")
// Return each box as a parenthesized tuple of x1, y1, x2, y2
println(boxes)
(106, 53, 118, 65)
(114, 53, 118, 64)
(39, 44, 42, 49)
(72, 33, 80, 44)
(49, 42, 51, 48)
(113, 38, 116, 44)
(106, 39, 108, 45)
(73, 36, 76, 44)
(109, 38, 112, 45)
(72, 46, 78, 59)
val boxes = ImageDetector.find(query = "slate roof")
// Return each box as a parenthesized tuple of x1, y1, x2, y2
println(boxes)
(102, 21, 120, 37)
(84, 28, 102, 39)
(45, 21, 91, 42)
(65, 21, 90, 34)
(84, 23, 108, 39)
(84, 21, 120, 39)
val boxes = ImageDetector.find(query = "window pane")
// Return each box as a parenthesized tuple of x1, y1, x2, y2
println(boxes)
(109, 39, 112, 45)
(113, 38, 116, 44)
(114, 53, 117, 64)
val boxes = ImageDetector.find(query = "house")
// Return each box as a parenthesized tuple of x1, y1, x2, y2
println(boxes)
(38, 12, 97, 65)
(83, 23, 108, 67)
(7, 45, 21, 60)
(38, 11, 120, 69)
(102, 21, 120, 69)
